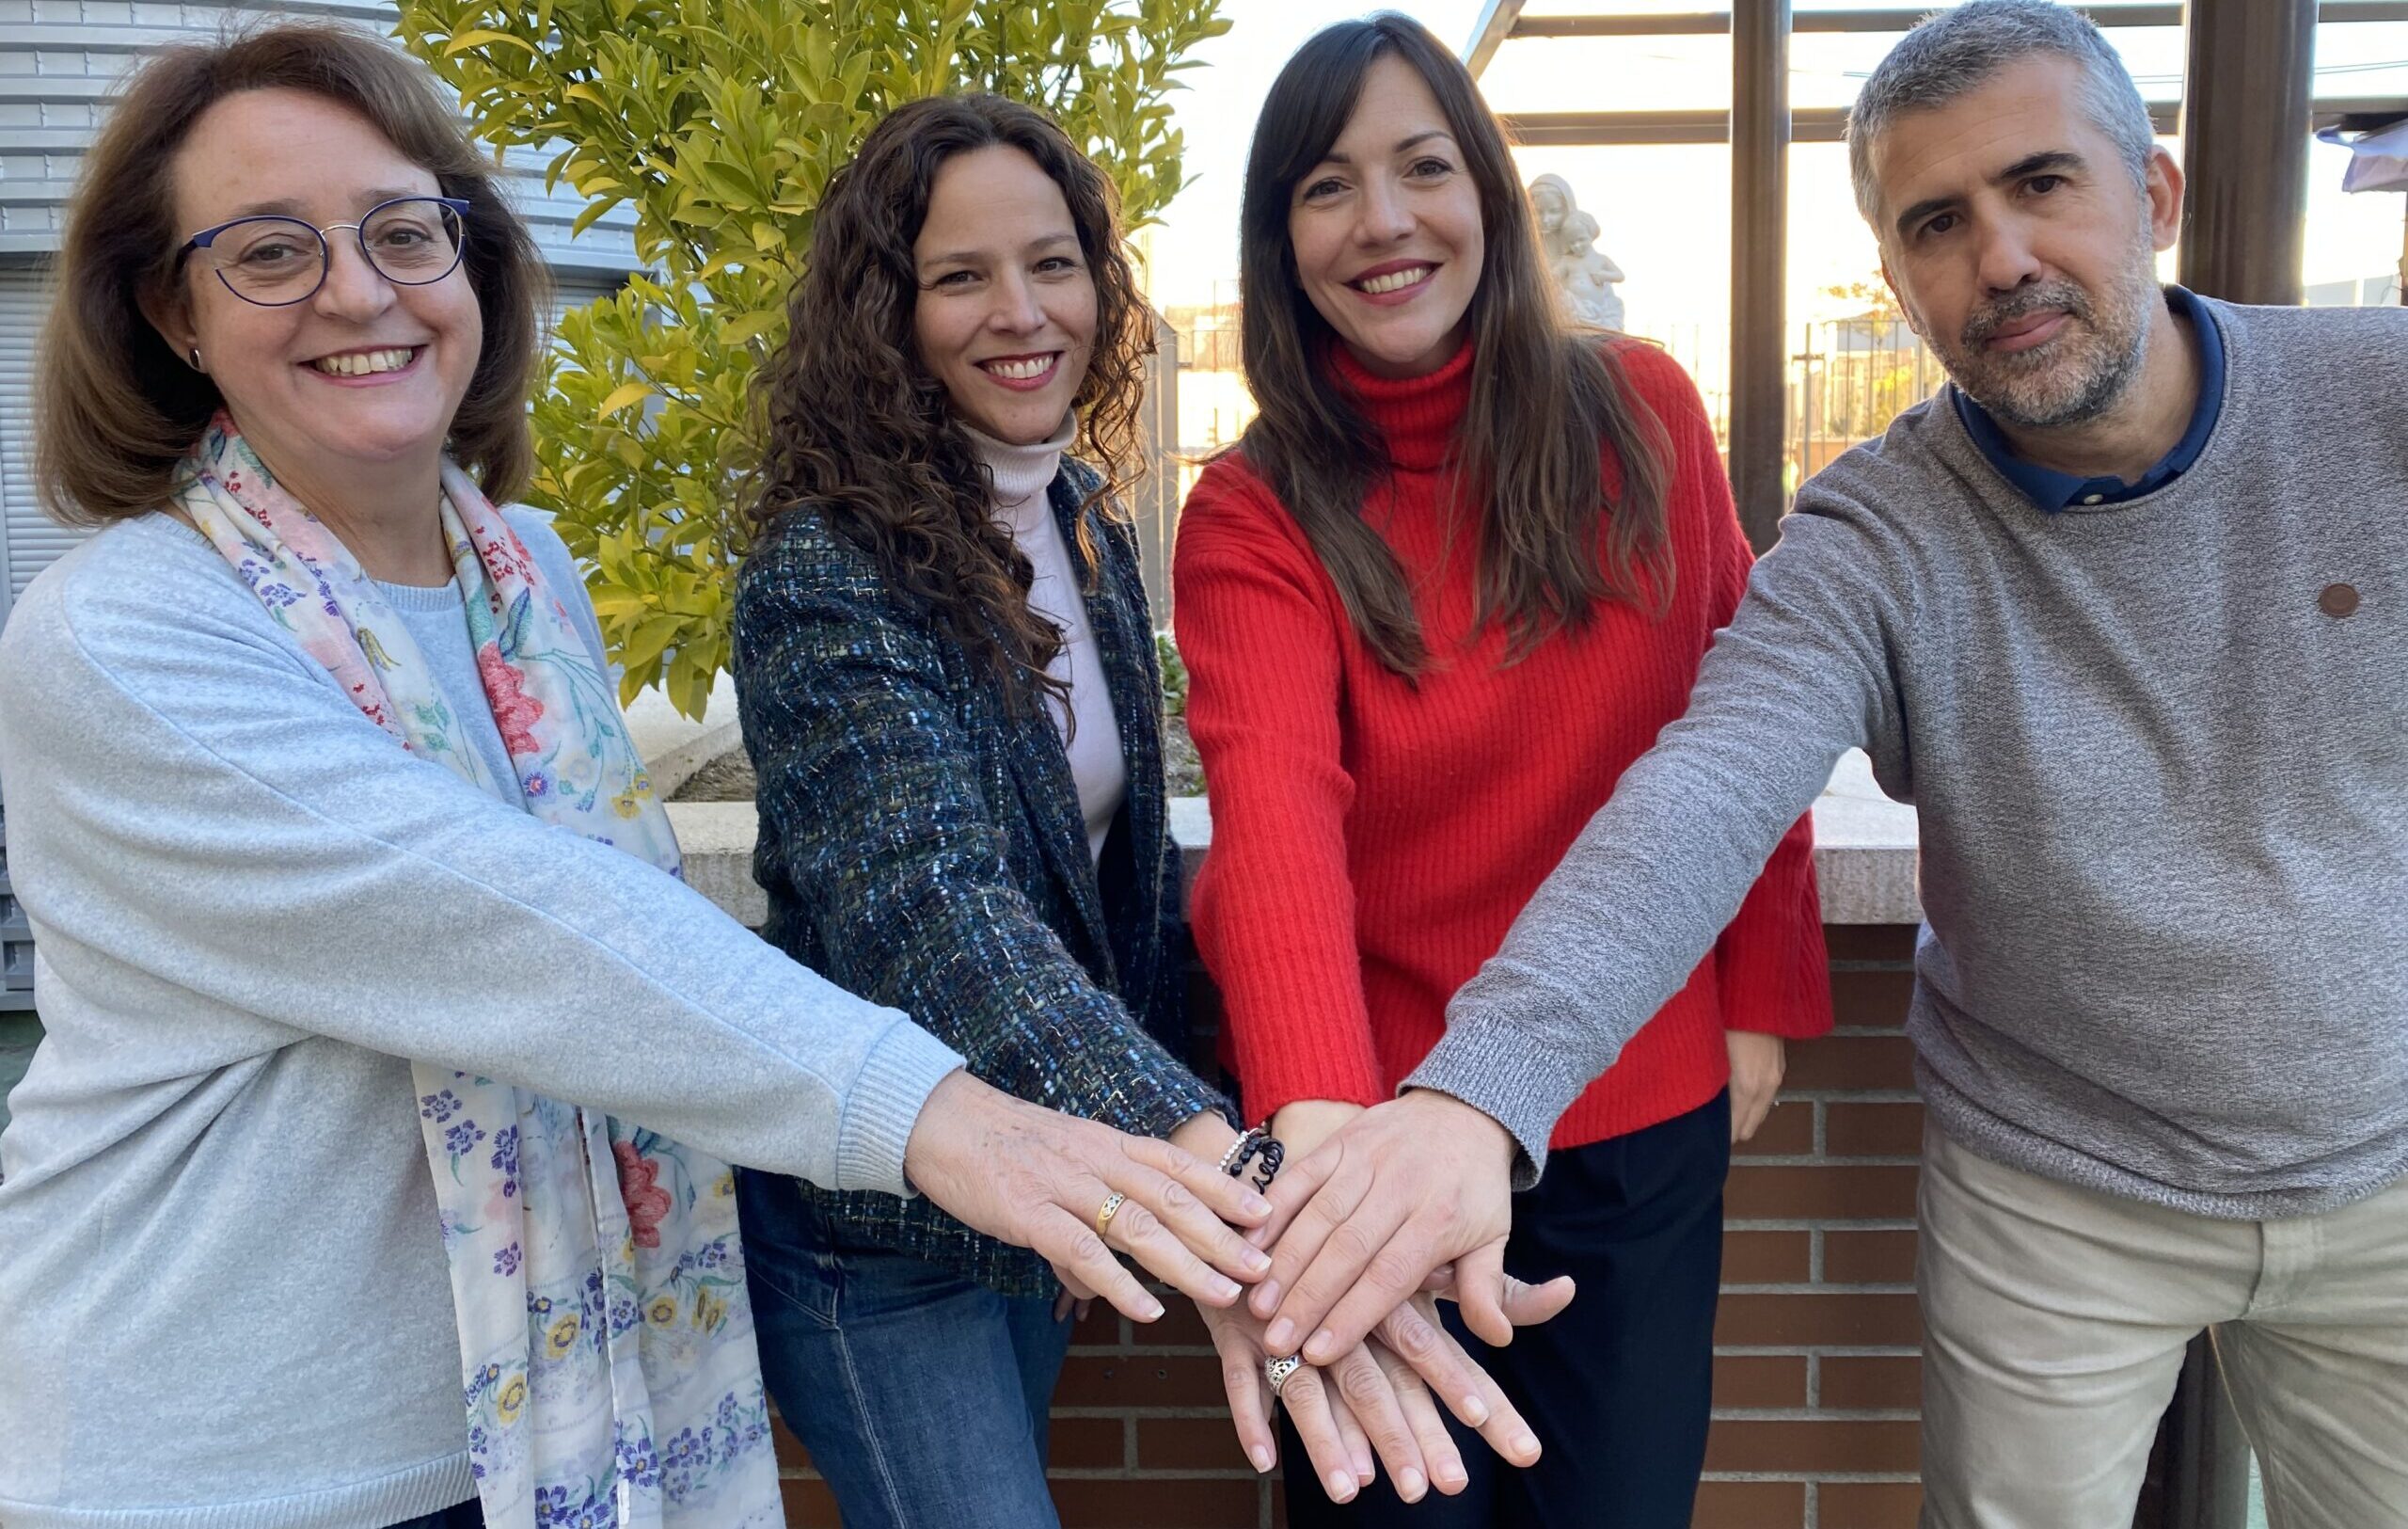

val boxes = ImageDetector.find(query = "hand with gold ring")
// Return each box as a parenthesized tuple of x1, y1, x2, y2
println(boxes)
(1094, 1190, 1127, 1241)
(900, 1072, 1275, 1325)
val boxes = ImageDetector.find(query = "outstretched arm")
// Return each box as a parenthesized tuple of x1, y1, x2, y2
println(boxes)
(1248, 501, 1916, 1362)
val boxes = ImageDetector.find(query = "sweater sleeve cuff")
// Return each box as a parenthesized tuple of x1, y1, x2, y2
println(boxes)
(832, 1017, 968, 1198)
(1402, 996, 1600, 1191)
(1111, 1072, 1241, 1143)
(1724, 1005, 1834, 1040)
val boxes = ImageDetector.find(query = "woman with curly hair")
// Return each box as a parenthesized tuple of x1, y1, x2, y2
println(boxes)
(732, 94, 1548, 1528)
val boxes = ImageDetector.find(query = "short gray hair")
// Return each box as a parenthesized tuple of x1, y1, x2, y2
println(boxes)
(1846, 0, 2155, 230)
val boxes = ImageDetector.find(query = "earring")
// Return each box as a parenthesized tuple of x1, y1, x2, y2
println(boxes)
(187, 347, 203, 372)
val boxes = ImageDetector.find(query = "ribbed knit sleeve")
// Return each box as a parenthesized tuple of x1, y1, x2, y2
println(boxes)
(1652, 358, 1835, 1041)
(1173, 462, 1388, 1124)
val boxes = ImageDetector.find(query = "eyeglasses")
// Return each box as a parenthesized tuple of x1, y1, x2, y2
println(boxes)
(177, 196, 471, 307)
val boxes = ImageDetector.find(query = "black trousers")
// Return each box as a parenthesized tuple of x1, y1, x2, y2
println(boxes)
(383, 1500, 483, 1529)
(1280, 1090, 1731, 1529)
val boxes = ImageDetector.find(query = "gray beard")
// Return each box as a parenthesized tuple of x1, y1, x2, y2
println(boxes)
(1939, 228, 2160, 432)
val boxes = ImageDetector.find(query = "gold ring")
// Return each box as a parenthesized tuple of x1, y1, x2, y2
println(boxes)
(1094, 1190, 1128, 1240)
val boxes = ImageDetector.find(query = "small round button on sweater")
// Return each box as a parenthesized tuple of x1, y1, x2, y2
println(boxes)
(2319, 582, 2360, 618)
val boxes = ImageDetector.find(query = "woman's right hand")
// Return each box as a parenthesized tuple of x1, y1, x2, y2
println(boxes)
(1203, 1287, 1558, 1503)
(902, 1071, 1274, 1322)
(1267, 1099, 1366, 1168)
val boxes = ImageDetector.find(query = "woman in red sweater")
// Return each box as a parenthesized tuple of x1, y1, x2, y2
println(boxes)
(1172, 16, 1831, 1526)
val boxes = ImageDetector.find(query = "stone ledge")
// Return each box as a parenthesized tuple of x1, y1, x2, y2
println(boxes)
(667, 752, 1920, 930)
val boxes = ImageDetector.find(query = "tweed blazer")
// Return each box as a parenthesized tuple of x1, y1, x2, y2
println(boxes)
(733, 457, 1228, 1295)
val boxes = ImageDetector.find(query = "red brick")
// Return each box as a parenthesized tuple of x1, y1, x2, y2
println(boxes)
(1072, 1301, 1125, 1346)
(1138, 1415, 1259, 1472)
(1826, 1102, 1925, 1157)
(1692, 1479, 1806, 1527)
(778, 1475, 841, 1527)
(1723, 1229, 1812, 1283)
(771, 1411, 811, 1471)
(1713, 1353, 1809, 1408)
(1819, 1355, 1922, 1411)
(1051, 1415, 1128, 1469)
(1054, 1354, 1230, 1408)
(1823, 1229, 1920, 1285)
(1052, 1475, 1264, 1528)
(1138, 1299, 1215, 1349)
(1714, 1291, 1923, 1346)
(1703, 1416, 1921, 1473)
(1781, 1034, 1916, 1091)
(1830, 968, 1915, 1028)
(1820, 1481, 1926, 1528)
(1823, 925, 1917, 964)
(1725, 1164, 1920, 1220)
(1732, 1099, 1815, 1156)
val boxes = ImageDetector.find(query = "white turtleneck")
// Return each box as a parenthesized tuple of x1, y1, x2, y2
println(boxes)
(966, 416, 1127, 866)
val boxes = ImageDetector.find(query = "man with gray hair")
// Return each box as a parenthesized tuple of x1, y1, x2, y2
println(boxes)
(1225, 3, 2408, 1523)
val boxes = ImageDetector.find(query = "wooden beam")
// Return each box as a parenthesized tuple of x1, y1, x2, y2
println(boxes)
(1504, 1, 2403, 40)
(1730, 0, 1789, 552)
(1462, 0, 1529, 78)
(1500, 98, 2402, 148)
(2180, 0, 2319, 305)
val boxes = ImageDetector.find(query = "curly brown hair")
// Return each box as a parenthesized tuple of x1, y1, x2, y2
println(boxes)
(747, 94, 1154, 713)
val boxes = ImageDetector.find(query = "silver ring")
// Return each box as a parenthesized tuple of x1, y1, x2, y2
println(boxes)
(1264, 1353, 1303, 1396)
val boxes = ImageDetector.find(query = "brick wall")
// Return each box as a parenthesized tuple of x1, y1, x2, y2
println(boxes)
(772, 921, 1928, 1529)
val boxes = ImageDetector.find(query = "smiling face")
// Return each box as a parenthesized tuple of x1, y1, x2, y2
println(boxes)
(1870, 56, 2178, 431)
(147, 88, 482, 486)
(911, 144, 1099, 446)
(1287, 54, 1484, 380)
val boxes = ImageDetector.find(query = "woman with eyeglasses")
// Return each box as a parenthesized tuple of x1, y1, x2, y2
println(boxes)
(0, 26, 1275, 1529)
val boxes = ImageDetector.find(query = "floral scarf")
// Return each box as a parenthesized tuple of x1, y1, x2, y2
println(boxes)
(178, 415, 782, 1529)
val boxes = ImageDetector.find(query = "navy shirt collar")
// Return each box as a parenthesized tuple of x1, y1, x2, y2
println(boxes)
(1950, 285, 2226, 512)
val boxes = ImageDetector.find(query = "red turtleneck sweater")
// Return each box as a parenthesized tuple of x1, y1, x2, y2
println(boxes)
(1172, 340, 1830, 1151)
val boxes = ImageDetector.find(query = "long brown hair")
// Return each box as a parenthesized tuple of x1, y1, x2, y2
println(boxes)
(36, 21, 545, 523)
(747, 94, 1154, 713)
(1236, 13, 1671, 677)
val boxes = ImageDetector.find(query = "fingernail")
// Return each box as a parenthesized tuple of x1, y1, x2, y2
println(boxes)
(1513, 1432, 1539, 1458)
(1460, 1394, 1489, 1425)
(1400, 1469, 1426, 1502)
(1243, 1247, 1273, 1275)
(1304, 1328, 1336, 1362)
(1212, 1275, 1242, 1302)
(1436, 1462, 1467, 1491)
(1243, 1193, 1272, 1218)
(1265, 1317, 1296, 1351)
(1327, 1470, 1356, 1502)
(1251, 1282, 1282, 1318)
(1249, 1444, 1274, 1473)
(1138, 1297, 1164, 1322)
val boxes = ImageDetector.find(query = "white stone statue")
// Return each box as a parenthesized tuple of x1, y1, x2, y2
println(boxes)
(1528, 173, 1625, 330)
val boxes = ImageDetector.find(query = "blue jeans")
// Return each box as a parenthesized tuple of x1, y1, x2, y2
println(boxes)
(737, 1168, 1073, 1529)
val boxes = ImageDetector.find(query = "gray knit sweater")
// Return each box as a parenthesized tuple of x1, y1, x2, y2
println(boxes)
(1412, 297, 2408, 1218)
(0, 512, 964, 1528)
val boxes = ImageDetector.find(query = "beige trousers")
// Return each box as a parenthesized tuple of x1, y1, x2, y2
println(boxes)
(1916, 1125, 2408, 1529)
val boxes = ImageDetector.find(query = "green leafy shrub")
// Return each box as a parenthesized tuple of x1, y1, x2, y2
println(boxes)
(395, 0, 1228, 716)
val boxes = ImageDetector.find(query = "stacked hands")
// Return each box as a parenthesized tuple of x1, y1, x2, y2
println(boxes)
(904, 1072, 1560, 1504)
